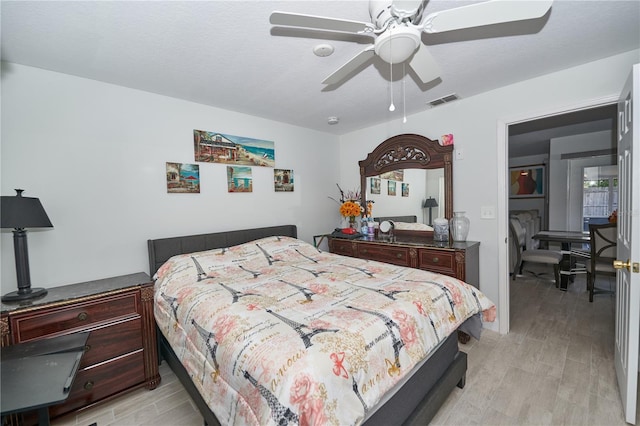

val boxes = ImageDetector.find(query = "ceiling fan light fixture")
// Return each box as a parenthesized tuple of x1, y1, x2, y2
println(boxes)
(374, 26, 420, 64)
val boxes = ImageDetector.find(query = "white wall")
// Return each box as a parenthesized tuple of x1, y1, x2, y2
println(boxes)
(1, 63, 340, 292)
(339, 50, 640, 332)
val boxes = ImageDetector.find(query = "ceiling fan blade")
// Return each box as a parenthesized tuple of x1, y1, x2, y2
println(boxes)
(270, 11, 375, 34)
(422, 0, 553, 34)
(408, 43, 441, 84)
(322, 46, 376, 85)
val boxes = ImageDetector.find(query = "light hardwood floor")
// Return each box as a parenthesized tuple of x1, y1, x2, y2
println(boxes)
(53, 269, 637, 426)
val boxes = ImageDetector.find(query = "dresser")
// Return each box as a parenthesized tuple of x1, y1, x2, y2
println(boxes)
(328, 236, 480, 288)
(0, 272, 160, 423)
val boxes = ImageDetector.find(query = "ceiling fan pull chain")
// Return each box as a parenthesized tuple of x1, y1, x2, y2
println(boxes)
(389, 34, 395, 112)
(402, 63, 407, 123)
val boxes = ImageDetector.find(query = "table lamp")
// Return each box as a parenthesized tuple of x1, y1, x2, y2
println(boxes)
(423, 197, 438, 226)
(1, 189, 53, 302)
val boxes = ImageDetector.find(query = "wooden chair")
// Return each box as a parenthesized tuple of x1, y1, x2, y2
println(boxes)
(586, 222, 617, 302)
(509, 218, 563, 287)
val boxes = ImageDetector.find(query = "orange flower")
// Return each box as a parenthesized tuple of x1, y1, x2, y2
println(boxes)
(339, 201, 361, 218)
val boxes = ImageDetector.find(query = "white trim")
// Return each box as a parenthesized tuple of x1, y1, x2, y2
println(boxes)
(497, 95, 618, 335)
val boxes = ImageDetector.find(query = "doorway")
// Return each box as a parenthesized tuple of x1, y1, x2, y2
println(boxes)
(497, 97, 618, 334)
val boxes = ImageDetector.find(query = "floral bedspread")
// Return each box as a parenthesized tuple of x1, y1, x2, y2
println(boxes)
(154, 236, 495, 426)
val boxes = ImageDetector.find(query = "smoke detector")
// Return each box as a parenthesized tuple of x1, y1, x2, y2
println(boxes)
(313, 44, 335, 57)
(327, 116, 339, 125)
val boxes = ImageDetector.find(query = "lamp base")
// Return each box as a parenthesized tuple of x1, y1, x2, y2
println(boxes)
(2, 287, 48, 302)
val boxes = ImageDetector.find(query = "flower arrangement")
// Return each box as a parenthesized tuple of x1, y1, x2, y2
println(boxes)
(330, 184, 364, 223)
(340, 201, 362, 219)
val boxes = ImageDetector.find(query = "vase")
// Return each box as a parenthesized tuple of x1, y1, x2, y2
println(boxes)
(349, 217, 357, 229)
(450, 211, 470, 242)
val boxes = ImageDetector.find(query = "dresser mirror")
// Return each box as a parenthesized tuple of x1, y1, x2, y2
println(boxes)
(359, 134, 453, 232)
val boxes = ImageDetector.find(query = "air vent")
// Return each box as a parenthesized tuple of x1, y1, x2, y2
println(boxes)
(427, 93, 459, 107)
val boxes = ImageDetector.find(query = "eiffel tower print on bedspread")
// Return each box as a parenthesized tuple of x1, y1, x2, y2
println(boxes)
(152, 235, 497, 425)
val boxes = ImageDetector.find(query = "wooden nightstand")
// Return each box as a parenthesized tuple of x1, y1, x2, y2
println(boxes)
(0, 273, 160, 424)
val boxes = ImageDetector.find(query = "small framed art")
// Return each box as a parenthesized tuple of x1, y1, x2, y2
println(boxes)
(388, 181, 396, 196)
(227, 166, 253, 192)
(166, 162, 200, 193)
(509, 164, 545, 198)
(274, 169, 294, 192)
(370, 177, 381, 194)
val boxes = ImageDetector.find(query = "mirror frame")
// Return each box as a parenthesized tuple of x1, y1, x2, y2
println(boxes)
(359, 133, 454, 222)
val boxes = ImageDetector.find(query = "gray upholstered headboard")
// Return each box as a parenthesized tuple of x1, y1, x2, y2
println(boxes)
(373, 215, 417, 223)
(147, 224, 297, 277)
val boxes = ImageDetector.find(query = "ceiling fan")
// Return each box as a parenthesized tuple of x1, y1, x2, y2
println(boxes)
(270, 0, 553, 85)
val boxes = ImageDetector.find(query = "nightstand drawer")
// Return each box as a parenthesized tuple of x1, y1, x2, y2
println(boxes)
(357, 244, 411, 267)
(80, 317, 143, 367)
(418, 249, 456, 275)
(50, 350, 146, 418)
(11, 292, 140, 342)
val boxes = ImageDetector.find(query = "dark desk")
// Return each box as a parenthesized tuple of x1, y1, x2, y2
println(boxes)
(1, 332, 89, 425)
(533, 231, 590, 290)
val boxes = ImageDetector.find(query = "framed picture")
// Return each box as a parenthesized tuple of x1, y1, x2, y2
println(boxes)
(227, 166, 253, 192)
(194, 129, 275, 167)
(274, 169, 294, 192)
(370, 177, 381, 194)
(388, 181, 396, 196)
(402, 183, 409, 197)
(509, 164, 545, 198)
(166, 162, 200, 193)
(380, 170, 404, 182)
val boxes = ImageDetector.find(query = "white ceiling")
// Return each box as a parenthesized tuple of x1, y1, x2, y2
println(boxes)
(1, 1, 639, 136)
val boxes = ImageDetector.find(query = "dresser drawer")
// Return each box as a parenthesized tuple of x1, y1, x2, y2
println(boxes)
(418, 249, 456, 276)
(49, 350, 146, 418)
(80, 317, 143, 367)
(329, 238, 356, 257)
(11, 293, 140, 342)
(357, 244, 411, 267)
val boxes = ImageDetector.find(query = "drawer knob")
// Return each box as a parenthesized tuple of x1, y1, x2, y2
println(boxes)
(84, 344, 91, 352)
(432, 257, 439, 263)
(362, 249, 367, 253)
(396, 253, 402, 258)
(77, 312, 88, 321)
(84, 380, 94, 390)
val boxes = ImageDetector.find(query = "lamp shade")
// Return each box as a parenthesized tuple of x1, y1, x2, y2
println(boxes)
(1, 189, 53, 229)
(423, 197, 438, 208)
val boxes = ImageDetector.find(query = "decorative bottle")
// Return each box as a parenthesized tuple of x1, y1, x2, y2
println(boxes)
(433, 218, 449, 242)
(450, 211, 470, 242)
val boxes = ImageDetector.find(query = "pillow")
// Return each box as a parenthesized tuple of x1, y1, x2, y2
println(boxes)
(393, 221, 434, 231)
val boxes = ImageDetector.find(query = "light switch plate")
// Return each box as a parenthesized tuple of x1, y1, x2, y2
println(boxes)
(481, 206, 495, 219)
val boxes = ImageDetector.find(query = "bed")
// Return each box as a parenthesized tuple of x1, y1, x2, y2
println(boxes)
(148, 225, 494, 426)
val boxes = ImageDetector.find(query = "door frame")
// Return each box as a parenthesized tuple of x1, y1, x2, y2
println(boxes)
(496, 95, 618, 334)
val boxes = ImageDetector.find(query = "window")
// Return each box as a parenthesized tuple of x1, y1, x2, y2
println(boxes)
(583, 166, 618, 230)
